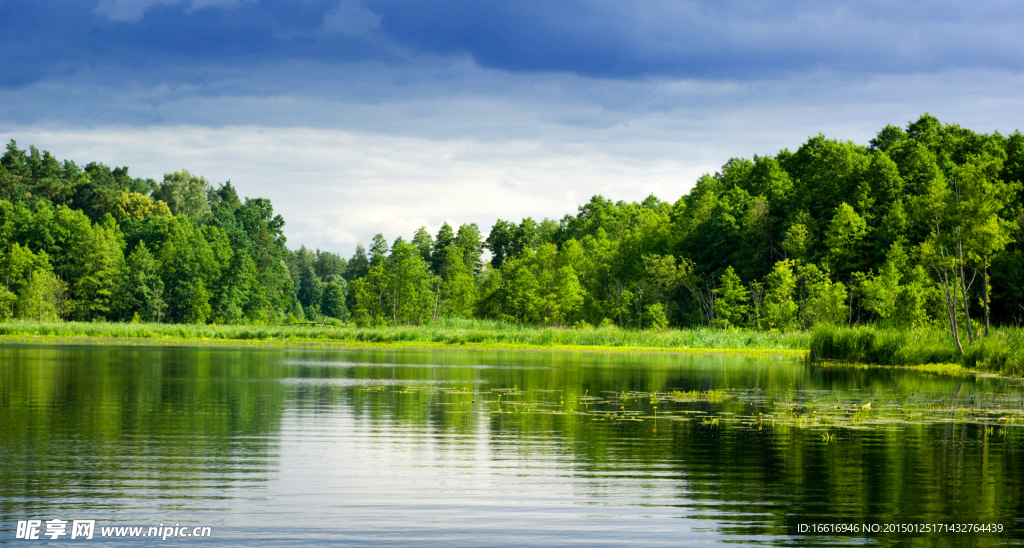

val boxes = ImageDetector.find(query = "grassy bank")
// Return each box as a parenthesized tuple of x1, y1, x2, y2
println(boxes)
(6, 319, 1021, 375)
(809, 325, 1024, 376)
(0, 318, 809, 354)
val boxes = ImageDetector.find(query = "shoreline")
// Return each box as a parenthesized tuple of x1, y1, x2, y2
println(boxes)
(0, 332, 1000, 378)
(0, 321, 1017, 377)
(0, 332, 807, 358)
(0, 333, 1002, 378)
(0, 319, 811, 356)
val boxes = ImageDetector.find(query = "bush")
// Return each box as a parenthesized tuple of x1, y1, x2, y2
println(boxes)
(809, 325, 1024, 375)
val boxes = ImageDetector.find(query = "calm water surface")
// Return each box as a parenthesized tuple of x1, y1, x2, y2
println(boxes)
(1, 344, 1023, 546)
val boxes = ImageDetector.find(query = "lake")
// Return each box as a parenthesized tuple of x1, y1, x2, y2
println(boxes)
(1, 344, 1022, 546)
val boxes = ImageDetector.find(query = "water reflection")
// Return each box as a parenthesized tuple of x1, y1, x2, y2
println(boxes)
(1, 345, 1022, 546)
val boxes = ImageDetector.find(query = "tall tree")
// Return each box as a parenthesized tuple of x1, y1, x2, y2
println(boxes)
(120, 242, 166, 322)
(762, 260, 798, 331)
(152, 170, 213, 223)
(412, 227, 434, 263)
(957, 154, 1021, 335)
(712, 266, 749, 330)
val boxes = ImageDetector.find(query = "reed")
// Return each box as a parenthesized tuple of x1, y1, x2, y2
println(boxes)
(6, 318, 1022, 376)
(0, 318, 810, 352)
(809, 324, 1024, 376)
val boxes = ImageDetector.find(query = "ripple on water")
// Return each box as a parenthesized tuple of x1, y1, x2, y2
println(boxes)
(1, 346, 1022, 546)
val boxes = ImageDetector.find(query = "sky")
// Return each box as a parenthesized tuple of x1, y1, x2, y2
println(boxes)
(3, 0, 1023, 256)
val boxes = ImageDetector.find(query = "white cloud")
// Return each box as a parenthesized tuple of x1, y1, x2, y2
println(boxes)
(4, 61, 1024, 257)
(93, 0, 251, 23)
(322, 0, 381, 38)
(3, 125, 710, 255)
(94, 0, 175, 22)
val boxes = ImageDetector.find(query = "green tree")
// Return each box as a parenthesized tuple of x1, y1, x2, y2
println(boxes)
(297, 265, 325, 316)
(204, 225, 246, 323)
(549, 265, 585, 325)
(112, 190, 172, 221)
(431, 223, 456, 274)
(873, 198, 910, 262)
(919, 173, 968, 353)
(855, 245, 903, 324)
(153, 170, 212, 223)
(957, 154, 1020, 335)
(609, 283, 633, 328)
(235, 252, 267, 322)
(642, 303, 669, 329)
(48, 204, 92, 283)
(643, 254, 684, 316)
(438, 245, 476, 319)
(83, 217, 126, 320)
(712, 266, 749, 330)
(385, 239, 435, 325)
(483, 219, 515, 269)
(782, 223, 811, 262)
(762, 260, 798, 330)
(16, 269, 67, 321)
(346, 244, 369, 281)
(0, 243, 50, 319)
(854, 242, 932, 328)
(120, 242, 166, 322)
(798, 263, 849, 327)
(158, 217, 218, 324)
(824, 203, 869, 277)
(347, 277, 373, 326)
(321, 276, 348, 320)
(454, 223, 484, 274)
(891, 266, 931, 328)
(368, 234, 389, 267)
(498, 256, 543, 323)
(412, 227, 434, 263)
(314, 249, 347, 281)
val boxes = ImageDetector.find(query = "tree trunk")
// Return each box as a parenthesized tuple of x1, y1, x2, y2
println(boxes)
(847, 284, 855, 327)
(931, 226, 965, 356)
(680, 277, 714, 326)
(982, 261, 990, 337)
(392, 281, 398, 326)
(956, 249, 974, 344)
(432, 281, 441, 321)
(638, 287, 644, 329)
(941, 267, 965, 355)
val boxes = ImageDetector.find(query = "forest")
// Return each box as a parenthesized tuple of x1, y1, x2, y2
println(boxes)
(1, 114, 1022, 355)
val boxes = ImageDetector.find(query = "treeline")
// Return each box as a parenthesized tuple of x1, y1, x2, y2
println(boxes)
(3, 114, 1023, 353)
(332, 114, 1024, 352)
(0, 141, 312, 323)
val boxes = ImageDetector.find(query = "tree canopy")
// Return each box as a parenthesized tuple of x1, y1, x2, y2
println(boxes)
(1, 114, 1021, 336)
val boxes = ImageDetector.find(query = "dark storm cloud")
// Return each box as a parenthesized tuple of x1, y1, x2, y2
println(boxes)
(0, 0, 387, 88)
(4, 0, 1024, 254)
(2, 0, 1022, 89)
(374, 0, 1024, 77)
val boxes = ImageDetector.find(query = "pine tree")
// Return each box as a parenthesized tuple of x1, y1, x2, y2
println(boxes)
(712, 266, 749, 330)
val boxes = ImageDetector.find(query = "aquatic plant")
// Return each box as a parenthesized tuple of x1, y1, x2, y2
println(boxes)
(809, 325, 1024, 376)
(666, 389, 729, 403)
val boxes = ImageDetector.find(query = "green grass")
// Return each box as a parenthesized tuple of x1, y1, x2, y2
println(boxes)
(6, 319, 1023, 376)
(0, 318, 809, 354)
(808, 324, 1024, 376)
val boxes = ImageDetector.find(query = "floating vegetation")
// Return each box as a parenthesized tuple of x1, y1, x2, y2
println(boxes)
(668, 389, 730, 403)
(357, 380, 1024, 438)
